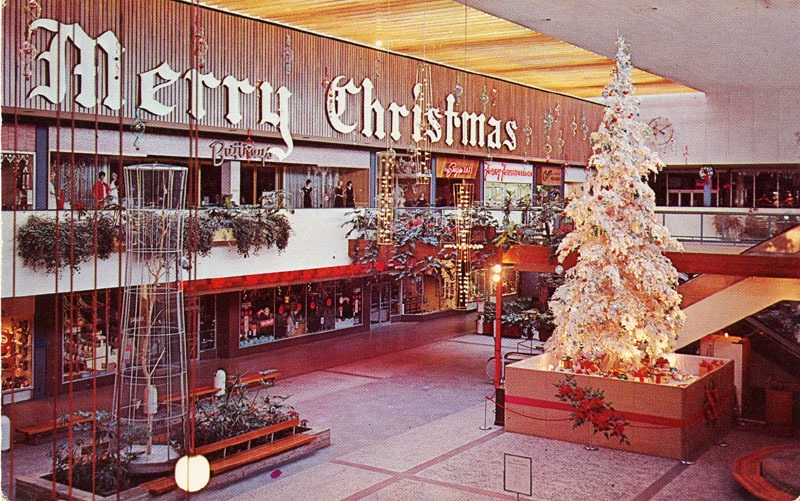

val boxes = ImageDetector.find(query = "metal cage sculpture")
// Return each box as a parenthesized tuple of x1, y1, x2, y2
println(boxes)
(114, 164, 188, 473)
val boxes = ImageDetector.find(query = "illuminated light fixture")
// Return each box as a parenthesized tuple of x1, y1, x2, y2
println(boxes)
(376, 150, 396, 245)
(410, 62, 433, 184)
(174, 454, 210, 492)
(444, 183, 482, 309)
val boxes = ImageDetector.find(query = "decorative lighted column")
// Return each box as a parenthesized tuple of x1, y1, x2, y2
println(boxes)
(445, 183, 482, 309)
(376, 151, 396, 246)
(114, 164, 188, 473)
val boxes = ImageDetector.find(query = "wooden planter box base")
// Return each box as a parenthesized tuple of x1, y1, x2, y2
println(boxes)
(505, 353, 735, 460)
(14, 427, 330, 500)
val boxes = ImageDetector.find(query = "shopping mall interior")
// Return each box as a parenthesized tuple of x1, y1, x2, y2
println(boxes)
(1, 1, 798, 499)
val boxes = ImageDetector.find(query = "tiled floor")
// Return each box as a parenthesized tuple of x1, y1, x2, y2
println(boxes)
(2, 324, 795, 500)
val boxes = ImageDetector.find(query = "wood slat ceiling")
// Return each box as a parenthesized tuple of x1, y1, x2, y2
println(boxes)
(188, 0, 695, 98)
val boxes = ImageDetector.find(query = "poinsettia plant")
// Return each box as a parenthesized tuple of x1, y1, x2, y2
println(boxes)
(555, 375, 629, 445)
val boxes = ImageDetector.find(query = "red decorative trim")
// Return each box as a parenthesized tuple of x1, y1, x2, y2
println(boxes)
(188, 263, 384, 292)
(505, 393, 730, 429)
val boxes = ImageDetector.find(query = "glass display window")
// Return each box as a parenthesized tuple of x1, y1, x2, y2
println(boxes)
(61, 289, 119, 383)
(1, 153, 35, 210)
(198, 294, 217, 352)
(2, 298, 34, 396)
(239, 278, 364, 348)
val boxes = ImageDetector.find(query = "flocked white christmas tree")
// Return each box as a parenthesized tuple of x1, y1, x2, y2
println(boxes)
(545, 36, 685, 370)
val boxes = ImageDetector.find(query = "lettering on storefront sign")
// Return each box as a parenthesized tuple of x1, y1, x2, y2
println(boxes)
(436, 159, 479, 179)
(538, 167, 563, 186)
(326, 76, 518, 152)
(210, 140, 273, 167)
(26, 19, 294, 161)
(484, 161, 533, 184)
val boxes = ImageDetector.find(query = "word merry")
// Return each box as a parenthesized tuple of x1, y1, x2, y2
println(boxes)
(27, 19, 293, 160)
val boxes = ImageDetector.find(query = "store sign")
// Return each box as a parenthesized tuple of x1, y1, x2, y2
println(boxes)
(484, 161, 533, 184)
(537, 166, 563, 186)
(326, 76, 518, 152)
(435, 157, 479, 179)
(25, 19, 294, 161)
(209, 140, 274, 166)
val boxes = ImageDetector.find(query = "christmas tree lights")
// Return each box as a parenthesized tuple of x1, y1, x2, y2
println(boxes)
(545, 36, 685, 370)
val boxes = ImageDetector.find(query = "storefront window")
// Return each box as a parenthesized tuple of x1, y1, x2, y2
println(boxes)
(1, 313, 33, 392)
(484, 160, 534, 207)
(285, 166, 369, 208)
(240, 279, 364, 347)
(62, 290, 119, 383)
(434, 156, 479, 207)
(51, 154, 118, 210)
(1, 153, 34, 210)
(198, 295, 216, 352)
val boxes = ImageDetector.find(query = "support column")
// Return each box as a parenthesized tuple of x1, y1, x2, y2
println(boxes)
(221, 160, 241, 205)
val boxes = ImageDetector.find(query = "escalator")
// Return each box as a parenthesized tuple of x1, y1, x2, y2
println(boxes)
(676, 224, 800, 350)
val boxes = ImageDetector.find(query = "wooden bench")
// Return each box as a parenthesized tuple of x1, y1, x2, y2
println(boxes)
(227, 370, 282, 390)
(159, 385, 219, 404)
(140, 418, 309, 496)
(733, 444, 799, 501)
(17, 415, 93, 445)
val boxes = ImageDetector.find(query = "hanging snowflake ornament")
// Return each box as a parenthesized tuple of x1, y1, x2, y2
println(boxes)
(545, 35, 684, 370)
(523, 118, 533, 146)
(131, 109, 147, 150)
(282, 34, 294, 74)
(478, 84, 489, 113)
(192, 16, 209, 70)
(321, 66, 331, 90)
(453, 75, 464, 106)
(19, 0, 42, 81)
(543, 108, 554, 135)
(581, 114, 590, 140)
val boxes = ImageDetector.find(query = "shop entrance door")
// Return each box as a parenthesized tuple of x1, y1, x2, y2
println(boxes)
(370, 279, 399, 324)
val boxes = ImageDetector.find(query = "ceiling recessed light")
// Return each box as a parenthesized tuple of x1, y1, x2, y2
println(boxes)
(375, 40, 383, 48)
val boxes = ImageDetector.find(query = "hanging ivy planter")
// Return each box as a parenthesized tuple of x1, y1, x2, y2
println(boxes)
(16, 212, 117, 273)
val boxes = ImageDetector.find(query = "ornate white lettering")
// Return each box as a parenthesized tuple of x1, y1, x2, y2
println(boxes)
(28, 19, 122, 110)
(184, 69, 221, 120)
(138, 62, 181, 116)
(222, 76, 256, 124)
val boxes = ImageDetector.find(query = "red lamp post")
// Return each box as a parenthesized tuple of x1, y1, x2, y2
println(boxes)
(491, 263, 505, 425)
